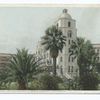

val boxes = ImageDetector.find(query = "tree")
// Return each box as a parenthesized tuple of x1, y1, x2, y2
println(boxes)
(0, 66, 11, 89)
(41, 25, 66, 75)
(70, 37, 99, 90)
(8, 48, 42, 90)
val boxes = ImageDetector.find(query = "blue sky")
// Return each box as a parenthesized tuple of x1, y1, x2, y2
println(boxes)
(0, 7, 99, 53)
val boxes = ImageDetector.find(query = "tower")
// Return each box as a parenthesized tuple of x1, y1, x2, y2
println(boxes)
(56, 9, 78, 79)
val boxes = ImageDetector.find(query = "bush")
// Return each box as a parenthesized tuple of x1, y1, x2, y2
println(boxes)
(28, 79, 42, 90)
(81, 72, 99, 90)
(8, 82, 18, 90)
(58, 83, 69, 90)
(40, 74, 63, 90)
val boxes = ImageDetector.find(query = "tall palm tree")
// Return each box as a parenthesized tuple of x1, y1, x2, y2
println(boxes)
(9, 48, 42, 90)
(41, 25, 66, 75)
(70, 37, 98, 76)
(70, 37, 85, 77)
(70, 37, 99, 89)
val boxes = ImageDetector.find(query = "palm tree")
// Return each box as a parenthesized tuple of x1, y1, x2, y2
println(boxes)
(70, 37, 99, 89)
(41, 25, 66, 75)
(70, 37, 85, 78)
(8, 48, 42, 90)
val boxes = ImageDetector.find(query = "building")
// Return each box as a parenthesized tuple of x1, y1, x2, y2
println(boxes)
(35, 40, 53, 72)
(93, 44, 100, 62)
(0, 53, 12, 70)
(55, 9, 78, 78)
(35, 9, 79, 79)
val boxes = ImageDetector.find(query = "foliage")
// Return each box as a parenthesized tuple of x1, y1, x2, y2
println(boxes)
(0, 66, 12, 89)
(81, 71, 99, 90)
(40, 74, 63, 90)
(66, 77, 80, 90)
(8, 48, 42, 90)
(96, 63, 100, 74)
(70, 37, 99, 90)
(41, 25, 66, 75)
(28, 79, 42, 90)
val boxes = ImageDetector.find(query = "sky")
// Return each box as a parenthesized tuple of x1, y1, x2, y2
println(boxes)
(0, 6, 99, 53)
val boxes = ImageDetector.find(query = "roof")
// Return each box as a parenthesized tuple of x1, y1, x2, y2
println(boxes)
(92, 44, 100, 49)
(59, 9, 72, 20)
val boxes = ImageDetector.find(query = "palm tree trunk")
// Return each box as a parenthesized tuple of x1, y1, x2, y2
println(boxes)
(53, 57, 57, 76)
(18, 80, 27, 90)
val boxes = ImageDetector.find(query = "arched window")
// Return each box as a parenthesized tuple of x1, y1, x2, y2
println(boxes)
(68, 21, 71, 27)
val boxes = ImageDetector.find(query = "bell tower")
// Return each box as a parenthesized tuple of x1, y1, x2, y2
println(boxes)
(56, 9, 78, 79)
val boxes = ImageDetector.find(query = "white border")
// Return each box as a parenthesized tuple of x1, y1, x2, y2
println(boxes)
(0, 3, 99, 95)
(0, 0, 99, 4)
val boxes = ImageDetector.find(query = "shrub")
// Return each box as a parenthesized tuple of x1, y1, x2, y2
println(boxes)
(58, 83, 68, 90)
(28, 79, 42, 90)
(40, 74, 63, 90)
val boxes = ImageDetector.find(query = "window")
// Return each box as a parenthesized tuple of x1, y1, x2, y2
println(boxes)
(68, 56, 71, 62)
(49, 59, 52, 64)
(71, 66, 73, 72)
(38, 51, 40, 55)
(44, 54, 46, 58)
(69, 48, 71, 53)
(47, 53, 49, 58)
(76, 68, 78, 73)
(68, 30, 72, 38)
(56, 23, 58, 28)
(72, 57, 74, 62)
(68, 40, 70, 45)
(60, 66, 63, 75)
(68, 21, 71, 27)
(47, 60, 49, 64)
(97, 49, 99, 53)
(70, 33, 72, 37)
(97, 57, 99, 61)
(68, 66, 70, 72)
(72, 40, 73, 43)
(60, 57, 63, 62)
